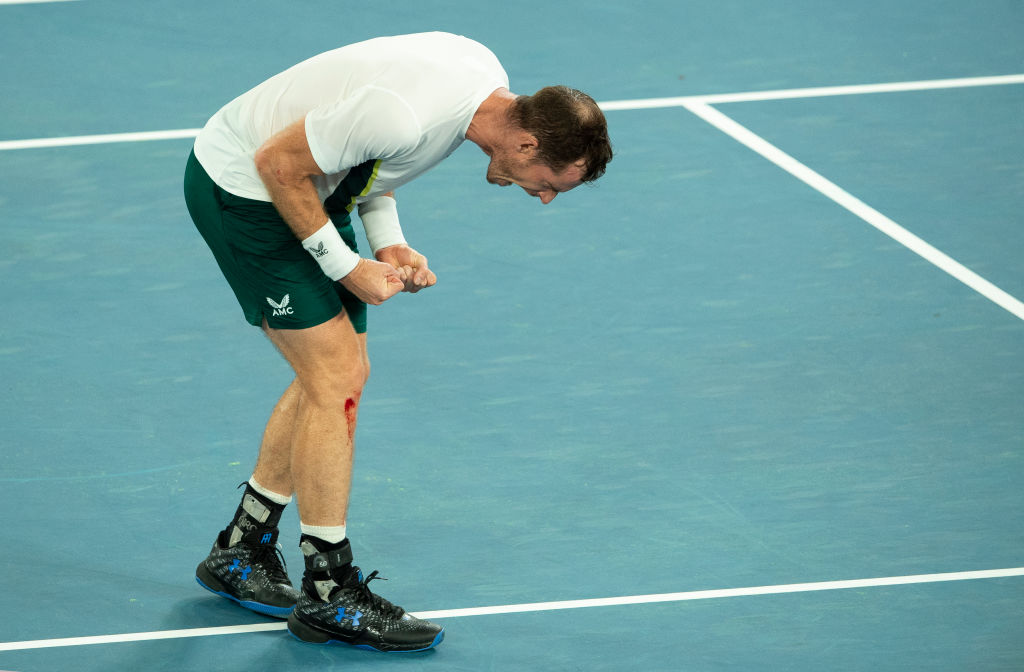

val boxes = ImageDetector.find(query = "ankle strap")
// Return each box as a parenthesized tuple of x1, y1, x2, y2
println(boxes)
(303, 542, 353, 572)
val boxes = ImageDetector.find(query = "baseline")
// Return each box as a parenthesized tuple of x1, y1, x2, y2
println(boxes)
(1, 73, 1022, 151)
(1, 567, 1021, 652)
(599, 73, 1024, 110)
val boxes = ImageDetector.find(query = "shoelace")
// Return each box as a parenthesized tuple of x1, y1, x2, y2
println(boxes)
(353, 570, 404, 619)
(251, 543, 292, 585)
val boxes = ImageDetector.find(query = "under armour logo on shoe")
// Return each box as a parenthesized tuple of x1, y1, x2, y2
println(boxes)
(336, 607, 362, 628)
(229, 559, 252, 580)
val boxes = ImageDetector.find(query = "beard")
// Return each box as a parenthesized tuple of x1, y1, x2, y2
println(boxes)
(485, 157, 510, 185)
(485, 151, 531, 185)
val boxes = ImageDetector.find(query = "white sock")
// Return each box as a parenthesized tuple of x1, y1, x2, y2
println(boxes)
(300, 522, 347, 544)
(248, 476, 293, 506)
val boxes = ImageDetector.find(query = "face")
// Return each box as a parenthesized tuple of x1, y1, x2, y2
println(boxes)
(486, 149, 585, 204)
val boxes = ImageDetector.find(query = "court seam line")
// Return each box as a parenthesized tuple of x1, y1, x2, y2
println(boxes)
(0, 567, 1021, 652)
(1, 73, 1021, 151)
(680, 99, 1024, 321)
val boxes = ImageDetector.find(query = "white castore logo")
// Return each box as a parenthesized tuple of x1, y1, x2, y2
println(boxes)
(267, 294, 294, 316)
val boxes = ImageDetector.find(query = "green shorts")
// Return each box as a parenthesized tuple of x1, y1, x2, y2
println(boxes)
(183, 150, 366, 332)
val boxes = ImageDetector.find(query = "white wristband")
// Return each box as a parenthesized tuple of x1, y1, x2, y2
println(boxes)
(301, 221, 360, 280)
(357, 196, 406, 254)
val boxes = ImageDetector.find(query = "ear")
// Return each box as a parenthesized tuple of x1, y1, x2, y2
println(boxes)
(516, 132, 539, 155)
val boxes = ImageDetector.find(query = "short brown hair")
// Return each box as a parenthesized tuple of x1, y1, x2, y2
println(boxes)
(509, 86, 612, 183)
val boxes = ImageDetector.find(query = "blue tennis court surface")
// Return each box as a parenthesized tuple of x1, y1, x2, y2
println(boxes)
(2, 1, 1022, 670)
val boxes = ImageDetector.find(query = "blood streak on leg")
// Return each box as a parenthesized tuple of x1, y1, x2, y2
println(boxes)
(344, 397, 357, 442)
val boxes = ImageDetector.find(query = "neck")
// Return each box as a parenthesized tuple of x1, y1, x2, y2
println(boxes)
(465, 88, 517, 156)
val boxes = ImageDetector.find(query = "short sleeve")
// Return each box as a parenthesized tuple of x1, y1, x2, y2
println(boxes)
(304, 85, 422, 175)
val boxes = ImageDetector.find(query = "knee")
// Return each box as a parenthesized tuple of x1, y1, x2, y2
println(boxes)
(297, 361, 368, 409)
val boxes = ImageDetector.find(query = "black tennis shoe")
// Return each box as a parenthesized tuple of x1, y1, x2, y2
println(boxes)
(287, 538, 444, 652)
(195, 528, 299, 618)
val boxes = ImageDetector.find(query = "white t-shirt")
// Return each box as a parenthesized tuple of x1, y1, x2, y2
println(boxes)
(193, 32, 509, 204)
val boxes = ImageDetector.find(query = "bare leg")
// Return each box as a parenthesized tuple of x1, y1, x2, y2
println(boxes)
(260, 311, 369, 527)
(252, 378, 302, 496)
(267, 312, 444, 650)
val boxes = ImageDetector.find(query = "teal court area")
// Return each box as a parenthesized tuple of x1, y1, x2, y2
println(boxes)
(1, 1, 1022, 670)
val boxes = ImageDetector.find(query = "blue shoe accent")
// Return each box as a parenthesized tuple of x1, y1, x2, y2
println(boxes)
(287, 608, 445, 653)
(335, 607, 363, 628)
(287, 627, 444, 653)
(351, 628, 445, 653)
(286, 556, 442, 652)
(195, 533, 299, 619)
(195, 575, 294, 618)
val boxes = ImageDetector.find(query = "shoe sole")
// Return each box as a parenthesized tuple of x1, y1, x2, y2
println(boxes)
(287, 612, 445, 652)
(195, 565, 294, 619)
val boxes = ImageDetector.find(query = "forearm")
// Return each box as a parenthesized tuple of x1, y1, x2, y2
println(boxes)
(250, 117, 401, 302)
(255, 156, 330, 241)
(254, 119, 359, 279)
(255, 173, 357, 279)
(253, 116, 336, 240)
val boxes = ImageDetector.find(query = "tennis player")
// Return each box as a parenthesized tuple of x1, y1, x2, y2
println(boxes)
(183, 31, 611, 652)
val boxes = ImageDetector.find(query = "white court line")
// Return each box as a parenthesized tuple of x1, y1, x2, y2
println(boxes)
(681, 99, 1024, 322)
(0, 128, 200, 151)
(2, 73, 1022, 150)
(1, 566, 1021, 652)
(0, 0, 77, 5)
(598, 73, 1024, 109)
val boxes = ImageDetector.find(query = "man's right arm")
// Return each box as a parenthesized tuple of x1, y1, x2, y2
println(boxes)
(254, 118, 403, 305)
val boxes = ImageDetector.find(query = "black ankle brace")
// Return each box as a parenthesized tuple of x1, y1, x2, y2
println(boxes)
(300, 535, 352, 567)
(225, 482, 286, 546)
(299, 536, 355, 600)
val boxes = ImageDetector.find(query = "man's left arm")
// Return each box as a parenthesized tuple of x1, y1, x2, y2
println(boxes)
(359, 191, 436, 293)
